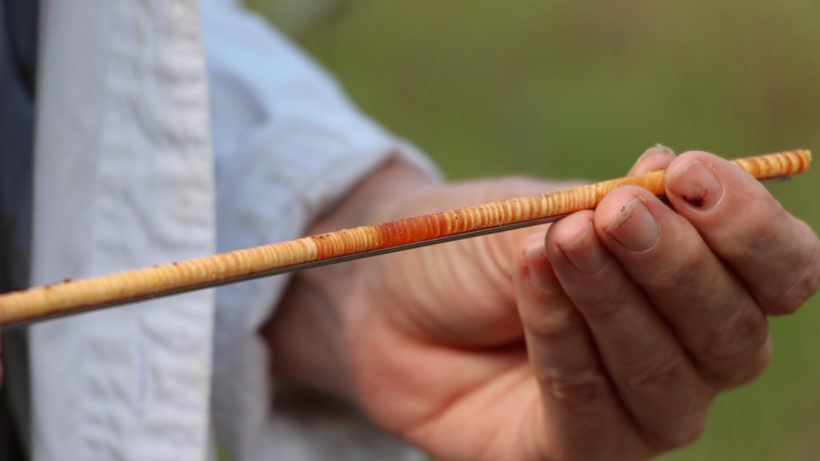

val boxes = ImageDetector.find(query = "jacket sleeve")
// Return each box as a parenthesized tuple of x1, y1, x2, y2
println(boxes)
(199, 2, 438, 460)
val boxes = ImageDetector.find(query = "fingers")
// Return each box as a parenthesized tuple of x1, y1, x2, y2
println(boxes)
(515, 233, 649, 460)
(592, 187, 771, 388)
(544, 213, 713, 450)
(511, 147, 811, 457)
(664, 151, 820, 315)
(629, 144, 676, 176)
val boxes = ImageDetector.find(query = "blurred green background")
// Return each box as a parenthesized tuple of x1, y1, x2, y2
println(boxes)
(250, 1, 820, 459)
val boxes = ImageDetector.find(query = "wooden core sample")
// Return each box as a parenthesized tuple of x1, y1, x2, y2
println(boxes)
(0, 149, 811, 327)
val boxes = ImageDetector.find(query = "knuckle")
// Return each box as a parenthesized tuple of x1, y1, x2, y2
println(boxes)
(540, 366, 609, 406)
(699, 308, 770, 387)
(745, 215, 779, 254)
(747, 219, 820, 315)
(641, 412, 707, 451)
(624, 353, 688, 395)
(574, 295, 625, 320)
(577, 300, 622, 320)
(732, 341, 772, 386)
(524, 305, 579, 341)
(676, 246, 708, 284)
(725, 202, 784, 262)
(702, 307, 768, 364)
(572, 278, 636, 320)
(654, 239, 709, 292)
(759, 262, 820, 315)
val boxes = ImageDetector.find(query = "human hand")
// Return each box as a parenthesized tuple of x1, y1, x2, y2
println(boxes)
(507, 147, 820, 459)
(266, 149, 820, 460)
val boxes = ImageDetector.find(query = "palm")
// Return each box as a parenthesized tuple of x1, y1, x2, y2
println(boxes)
(346, 183, 554, 461)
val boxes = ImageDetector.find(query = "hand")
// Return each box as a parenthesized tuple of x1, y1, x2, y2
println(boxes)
(264, 149, 820, 460)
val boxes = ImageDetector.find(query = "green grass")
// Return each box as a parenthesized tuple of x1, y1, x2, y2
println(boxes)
(249, 1, 820, 458)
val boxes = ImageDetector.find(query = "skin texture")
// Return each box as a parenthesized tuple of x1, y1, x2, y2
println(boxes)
(263, 147, 820, 461)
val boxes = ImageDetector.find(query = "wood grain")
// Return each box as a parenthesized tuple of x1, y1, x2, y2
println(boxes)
(0, 149, 811, 327)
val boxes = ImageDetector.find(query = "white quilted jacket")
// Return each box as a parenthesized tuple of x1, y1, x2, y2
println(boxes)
(10, 0, 436, 459)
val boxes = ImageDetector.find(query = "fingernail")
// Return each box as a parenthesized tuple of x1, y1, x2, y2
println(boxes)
(645, 143, 676, 158)
(558, 223, 605, 274)
(605, 198, 659, 252)
(667, 160, 723, 210)
(631, 144, 676, 176)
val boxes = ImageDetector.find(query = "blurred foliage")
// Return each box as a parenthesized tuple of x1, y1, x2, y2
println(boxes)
(248, 1, 820, 459)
